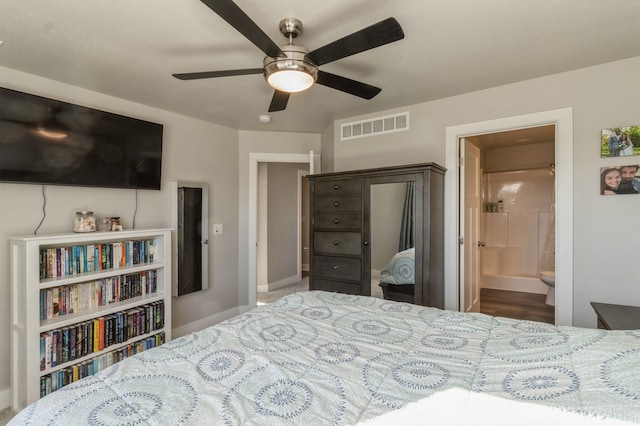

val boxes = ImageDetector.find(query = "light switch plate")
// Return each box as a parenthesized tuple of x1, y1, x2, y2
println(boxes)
(213, 224, 223, 235)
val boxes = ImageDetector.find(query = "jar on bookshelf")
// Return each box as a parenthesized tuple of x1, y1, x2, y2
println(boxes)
(73, 211, 96, 233)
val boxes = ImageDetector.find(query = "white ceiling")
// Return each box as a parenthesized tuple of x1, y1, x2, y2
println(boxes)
(2, 0, 640, 133)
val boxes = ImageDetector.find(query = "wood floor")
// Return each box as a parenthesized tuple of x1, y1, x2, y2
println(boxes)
(480, 288, 555, 324)
(259, 283, 556, 324)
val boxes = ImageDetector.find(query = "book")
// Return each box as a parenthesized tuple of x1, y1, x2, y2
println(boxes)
(98, 317, 105, 351)
(86, 245, 95, 273)
(39, 334, 46, 371)
(93, 319, 100, 353)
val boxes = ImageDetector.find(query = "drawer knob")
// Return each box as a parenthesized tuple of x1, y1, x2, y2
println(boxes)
(333, 201, 340, 207)
(333, 218, 340, 224)
(333, 265, 339, 270)
(364, 241, 369, 246)
(333, 184, 340, 190)
(333, 240, 340, 246)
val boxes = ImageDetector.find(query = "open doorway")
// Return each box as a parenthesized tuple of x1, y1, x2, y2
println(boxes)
(248, 152, 318, 308)
(462, 127, 556, 323)
(257, 168, 310, 305)
(444, 108, 574, 326)
(255, 162, 309, 303)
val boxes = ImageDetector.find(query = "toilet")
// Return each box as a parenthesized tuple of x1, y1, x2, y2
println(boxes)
(539, 270, 555, 306)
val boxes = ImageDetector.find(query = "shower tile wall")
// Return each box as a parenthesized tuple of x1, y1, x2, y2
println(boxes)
(482, 169, 554, 287)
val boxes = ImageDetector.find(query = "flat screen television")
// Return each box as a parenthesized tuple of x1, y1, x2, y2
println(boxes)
(0, 86, 163, 190)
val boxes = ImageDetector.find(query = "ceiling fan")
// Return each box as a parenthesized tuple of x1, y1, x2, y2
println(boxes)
(173, 0, 405, 112)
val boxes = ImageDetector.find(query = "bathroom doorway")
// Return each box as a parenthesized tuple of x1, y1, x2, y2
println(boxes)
(464, 128, 555, 323)
(444, 108, 574, 326)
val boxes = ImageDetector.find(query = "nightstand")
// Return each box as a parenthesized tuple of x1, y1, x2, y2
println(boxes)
(590, 302, 640, 330)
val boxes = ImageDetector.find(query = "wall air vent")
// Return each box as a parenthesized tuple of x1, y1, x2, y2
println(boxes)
(341, 112, 409, 141)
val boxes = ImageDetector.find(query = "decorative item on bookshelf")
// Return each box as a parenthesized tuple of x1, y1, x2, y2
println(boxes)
(73, 211, 96, 233)
(99, 217, 122, 232)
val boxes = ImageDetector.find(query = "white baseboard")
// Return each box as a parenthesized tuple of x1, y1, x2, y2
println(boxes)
(171, 305, 242, 339)
(0, 388, 11, 412)
(257, 274, 300, 294)
(237, 304, 254, 315)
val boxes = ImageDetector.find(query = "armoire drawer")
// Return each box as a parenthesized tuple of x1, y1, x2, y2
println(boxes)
(312, 255, 361, 281)
(314, 232, 361, 255)
(311, 278, 362, 295)
(313, 196, 361, 212)
(313, 212, 362, 230)
(313, 179, 362, 196)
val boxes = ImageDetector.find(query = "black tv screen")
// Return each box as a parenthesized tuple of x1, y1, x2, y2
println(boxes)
(0, 86, 163, 190)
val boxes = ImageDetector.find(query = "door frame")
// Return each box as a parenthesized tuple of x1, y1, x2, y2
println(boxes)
(298, 170, 310, 275)
(248, 152, 313, 308)
(444, 108, 573, 325)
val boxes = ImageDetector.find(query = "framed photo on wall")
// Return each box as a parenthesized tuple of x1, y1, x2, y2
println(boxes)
(600, 165, 640, 195)
(601, 125, 639, 158)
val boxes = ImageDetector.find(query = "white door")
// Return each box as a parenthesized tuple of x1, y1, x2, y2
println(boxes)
(461, 139, 481, 312)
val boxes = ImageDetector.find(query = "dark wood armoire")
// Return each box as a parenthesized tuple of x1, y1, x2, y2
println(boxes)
(308, 163, 445, 308)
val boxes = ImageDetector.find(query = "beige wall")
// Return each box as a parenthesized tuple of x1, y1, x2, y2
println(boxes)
(320, 124, 335, 173)
(332, 56, 640, 327)
(0, 66, 241, 404)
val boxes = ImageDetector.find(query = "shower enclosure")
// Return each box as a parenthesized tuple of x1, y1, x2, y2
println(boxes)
(481, 167, 554, 295)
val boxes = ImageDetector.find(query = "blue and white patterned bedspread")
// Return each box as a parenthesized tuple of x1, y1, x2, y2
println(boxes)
(379, 247, 414, 285)
(11, 291, 640, 425)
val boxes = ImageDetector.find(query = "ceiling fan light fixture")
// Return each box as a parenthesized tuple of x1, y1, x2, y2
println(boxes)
(263, 45, 317, 93)
(267, 70, 314, 93)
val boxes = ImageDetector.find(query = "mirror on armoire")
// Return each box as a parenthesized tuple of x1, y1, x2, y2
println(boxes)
(171, 181, 209, 297)
(366, 175, 420, 303)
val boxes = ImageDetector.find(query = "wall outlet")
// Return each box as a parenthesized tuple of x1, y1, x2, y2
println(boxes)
(213, 224, 223, 235)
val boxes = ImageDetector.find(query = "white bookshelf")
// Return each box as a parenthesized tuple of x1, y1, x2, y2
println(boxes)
(9, 228, 172, 411)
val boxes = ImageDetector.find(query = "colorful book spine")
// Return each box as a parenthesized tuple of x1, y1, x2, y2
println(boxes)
(39, 239, 158, 280)
(39, 331, 165, 397)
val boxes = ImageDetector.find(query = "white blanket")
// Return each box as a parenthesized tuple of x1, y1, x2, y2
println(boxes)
(358, 388, 636, 426)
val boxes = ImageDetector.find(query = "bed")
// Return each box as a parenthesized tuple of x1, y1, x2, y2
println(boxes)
(10, 291, 640, 425)
(378, 247, 415, 303)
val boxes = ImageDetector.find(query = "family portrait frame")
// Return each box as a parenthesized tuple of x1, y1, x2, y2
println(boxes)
(600, 164, 640, 195)
(601, 125, 639, 158)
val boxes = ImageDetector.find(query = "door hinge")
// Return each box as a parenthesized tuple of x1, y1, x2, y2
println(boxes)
(458, 157, 464, 167)
(458, 236, 464, 245)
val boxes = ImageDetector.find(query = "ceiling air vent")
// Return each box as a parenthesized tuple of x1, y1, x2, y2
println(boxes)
(341, 112, 409, 141)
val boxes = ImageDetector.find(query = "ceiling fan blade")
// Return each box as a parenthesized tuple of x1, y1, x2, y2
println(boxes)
(268, 90, 290, 112)
(200, 0, 285, 58)
(306, 17, 404, 66)
(173, 68, 264, 80)
(316, 71, 381, 99)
